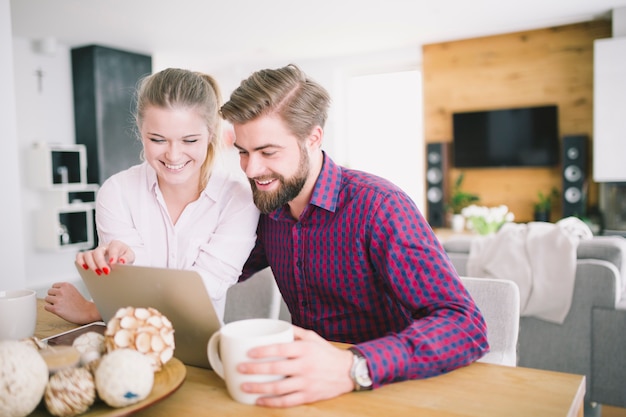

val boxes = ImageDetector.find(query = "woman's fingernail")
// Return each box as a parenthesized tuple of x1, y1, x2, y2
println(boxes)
(119, 258, 126, 264)
(102, 267, 110, 275)
(95, 269, 102, 276)
(109, 257, 114, 264)
(82, 264, 88, 270)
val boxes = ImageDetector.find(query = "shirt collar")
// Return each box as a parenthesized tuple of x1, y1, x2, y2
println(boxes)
(202, 168, 227, 203)
(145, 162, 159, 193)
(310, 151, 340, 213)
(268, 151, 341, 220)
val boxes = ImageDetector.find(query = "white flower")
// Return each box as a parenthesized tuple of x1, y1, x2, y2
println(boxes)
(461, 205, 515, 235)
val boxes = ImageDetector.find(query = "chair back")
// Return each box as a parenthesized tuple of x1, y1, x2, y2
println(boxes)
(461, 276, 520, 366)
(224, 267, 290, 323)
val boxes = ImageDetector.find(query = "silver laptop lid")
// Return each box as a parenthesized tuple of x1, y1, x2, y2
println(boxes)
(75, 262, 220, 369)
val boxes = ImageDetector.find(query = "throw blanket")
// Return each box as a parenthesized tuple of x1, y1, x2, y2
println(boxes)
(467, 217, 593, 324)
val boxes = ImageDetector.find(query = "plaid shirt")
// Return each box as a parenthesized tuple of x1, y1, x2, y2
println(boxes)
(242, 153, 488, 387)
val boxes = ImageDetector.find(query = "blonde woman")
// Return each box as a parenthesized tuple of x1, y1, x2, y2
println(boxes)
(45, 68, 259, 324)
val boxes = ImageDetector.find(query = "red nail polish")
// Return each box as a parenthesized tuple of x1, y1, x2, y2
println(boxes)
(119, 258, 126, 264)
(109, 257, 114, 264)
(95, 269, 102, 276)
(103, 267, 110, 275)
(82, 264, 88, 270)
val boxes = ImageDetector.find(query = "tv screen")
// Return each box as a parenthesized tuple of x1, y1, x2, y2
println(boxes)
(452, 105, 559, 168)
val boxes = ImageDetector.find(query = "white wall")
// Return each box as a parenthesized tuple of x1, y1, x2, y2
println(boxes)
(614, 6, 626, 36)
(1, 0, 26, 291)
(12, 37, 82, 292)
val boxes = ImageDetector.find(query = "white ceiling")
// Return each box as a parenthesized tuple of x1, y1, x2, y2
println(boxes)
(9, 0, 626, 66)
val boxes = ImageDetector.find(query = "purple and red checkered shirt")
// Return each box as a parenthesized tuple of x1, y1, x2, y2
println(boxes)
(241, 153, 488, 387)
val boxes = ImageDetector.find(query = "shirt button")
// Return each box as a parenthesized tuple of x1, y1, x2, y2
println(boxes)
(301, 301, 308, 307)
(296, 260, 302, 267)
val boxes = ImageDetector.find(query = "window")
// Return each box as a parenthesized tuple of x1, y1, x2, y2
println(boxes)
(345, 70, 424, 210)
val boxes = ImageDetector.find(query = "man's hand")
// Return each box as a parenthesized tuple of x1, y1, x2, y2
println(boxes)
(237, 325, 355, 407)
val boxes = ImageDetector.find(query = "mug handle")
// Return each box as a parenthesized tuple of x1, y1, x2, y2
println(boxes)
(207, 331, 225, 379)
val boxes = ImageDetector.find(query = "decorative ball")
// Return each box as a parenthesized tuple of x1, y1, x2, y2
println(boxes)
(0, 340, 49, 417)
(73, 331, 106, 365)
(44, 367, 96, 417)
(95, 349, 154, 408)
(104, 306, 175, 371)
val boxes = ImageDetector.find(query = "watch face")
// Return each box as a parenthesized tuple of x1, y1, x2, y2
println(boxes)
(355, 357, 373, 388)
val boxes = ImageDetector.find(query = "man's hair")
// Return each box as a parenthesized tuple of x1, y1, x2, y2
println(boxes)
(220, 64, 330, 140)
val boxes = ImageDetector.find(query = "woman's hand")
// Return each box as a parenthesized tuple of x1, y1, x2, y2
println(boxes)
(44, 282, 102, 324)
(75, 240, 136, 275)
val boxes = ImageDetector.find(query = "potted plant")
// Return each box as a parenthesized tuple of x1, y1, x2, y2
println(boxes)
(533, 187, 559, 222)
(446, 173, 479, 231)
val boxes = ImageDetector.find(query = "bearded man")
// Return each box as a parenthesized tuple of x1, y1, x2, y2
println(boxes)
(220, 64, 488, 408)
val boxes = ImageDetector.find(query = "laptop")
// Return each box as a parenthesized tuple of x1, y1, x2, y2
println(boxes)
(75, 262, 221, 369)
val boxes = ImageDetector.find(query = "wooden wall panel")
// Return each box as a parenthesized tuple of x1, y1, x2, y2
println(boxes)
(423, 21, 611, 223)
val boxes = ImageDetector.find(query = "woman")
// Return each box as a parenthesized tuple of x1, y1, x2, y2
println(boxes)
(44, 68, 259, 324)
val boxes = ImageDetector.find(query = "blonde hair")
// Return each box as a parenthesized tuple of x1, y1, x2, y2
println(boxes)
(134, 68, 223, 190)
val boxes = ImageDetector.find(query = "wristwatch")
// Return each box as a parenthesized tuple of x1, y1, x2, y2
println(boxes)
(348, 348, 373, 391)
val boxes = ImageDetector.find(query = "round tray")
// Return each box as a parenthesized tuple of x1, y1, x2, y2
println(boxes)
(32, 357, 186, 416)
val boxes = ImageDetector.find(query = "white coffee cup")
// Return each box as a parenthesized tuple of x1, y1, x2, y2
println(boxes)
(0, 289, 37, 341)
(207, 318, 293, 405)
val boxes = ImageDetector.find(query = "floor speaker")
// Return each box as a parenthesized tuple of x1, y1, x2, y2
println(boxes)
(426, 142, 448, 228)
(562, 135, 587, 218)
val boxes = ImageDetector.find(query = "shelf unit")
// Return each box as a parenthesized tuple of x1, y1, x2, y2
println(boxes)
(35, 205, 95, 251)
(27, 142, 87, 189)
(27, 142, 98, 251)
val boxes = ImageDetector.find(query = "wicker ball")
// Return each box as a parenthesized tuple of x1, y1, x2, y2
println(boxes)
(0, 340, 49, 417)
(44, 367, 96, 417)
(95, 349, 154, 408)
(104, 306, 175, 371)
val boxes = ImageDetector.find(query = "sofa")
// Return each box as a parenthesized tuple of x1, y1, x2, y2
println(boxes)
(442, 234, 626, 413)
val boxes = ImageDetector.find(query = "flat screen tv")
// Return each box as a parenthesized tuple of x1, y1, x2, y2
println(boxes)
(452, 105, 559, 168)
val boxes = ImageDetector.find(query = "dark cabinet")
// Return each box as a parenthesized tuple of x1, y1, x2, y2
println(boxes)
(71, 45, 152, 184)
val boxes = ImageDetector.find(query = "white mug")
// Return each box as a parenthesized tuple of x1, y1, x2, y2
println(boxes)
(0, 289, 37, 341)
(207, 318, 293, 405)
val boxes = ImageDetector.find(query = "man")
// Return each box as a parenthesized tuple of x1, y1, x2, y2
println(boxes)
(220, 64, 488, 408)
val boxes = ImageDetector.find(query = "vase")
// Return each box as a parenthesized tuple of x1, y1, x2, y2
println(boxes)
(534, 210, 551, 222)
(451, 214, 465, 233)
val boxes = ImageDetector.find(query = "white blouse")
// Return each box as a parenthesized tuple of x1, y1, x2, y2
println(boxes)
(95, 154, 259, 320)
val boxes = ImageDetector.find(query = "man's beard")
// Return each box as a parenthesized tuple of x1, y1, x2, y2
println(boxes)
(250, 151, 309, 214)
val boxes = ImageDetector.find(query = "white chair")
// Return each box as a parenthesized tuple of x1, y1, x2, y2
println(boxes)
(225, 273, 520, 367)
(224, 267, 291, 323)
(461, 276, 520, 366)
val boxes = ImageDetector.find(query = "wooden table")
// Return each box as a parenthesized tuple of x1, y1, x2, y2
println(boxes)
(36, 299, 585, 417)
